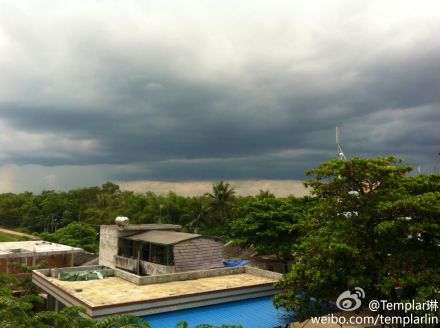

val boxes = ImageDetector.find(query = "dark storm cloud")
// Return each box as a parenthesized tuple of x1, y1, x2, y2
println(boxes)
(1, 1, 440, 191)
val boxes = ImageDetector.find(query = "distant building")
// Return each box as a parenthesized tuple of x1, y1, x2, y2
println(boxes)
(99, 224, 224, 275)
(0, 240, 82, 276)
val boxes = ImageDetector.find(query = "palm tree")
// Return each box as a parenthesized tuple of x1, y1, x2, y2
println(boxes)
(256, 189, 275, 200)
(180, 197, 211, 232)
(205, 181, 236, 221)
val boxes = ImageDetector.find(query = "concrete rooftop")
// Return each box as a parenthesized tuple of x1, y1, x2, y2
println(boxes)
(45, 273, 276, 307)
(0, 240, 82, 258)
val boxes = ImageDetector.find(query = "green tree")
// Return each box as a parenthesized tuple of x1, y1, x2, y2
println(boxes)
(230, 198, 306, 271)
(180, 197, 211, 232)
(206, 181, 236, 221)
(20, 194, 44, 232)
(41, 222, 98, 253)
(95, 314, 150, 328)
(0, 271, 151, 327)
(274, 157, 440, 321)
(82, 182, 122, 225)
(0, 192, 30, 228)
(255, 189, 275, 200)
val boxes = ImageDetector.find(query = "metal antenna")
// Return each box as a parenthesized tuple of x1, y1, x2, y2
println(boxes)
(336, 126, 347, 160)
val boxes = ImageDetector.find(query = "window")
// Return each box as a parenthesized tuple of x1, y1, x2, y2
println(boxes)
(144, 243, 174, 265)
(141, 242, 149, 261)
(118, 238, 133, 258)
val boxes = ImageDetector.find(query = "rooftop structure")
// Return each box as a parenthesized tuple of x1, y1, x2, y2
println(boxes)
(32, 265, 281, 319)
(100, 224, 224, 275)
(126, 230, 202, 245)
(0, 240, 82, 275)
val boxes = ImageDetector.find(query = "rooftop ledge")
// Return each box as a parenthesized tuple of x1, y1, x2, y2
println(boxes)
(101, 224, 182, 231)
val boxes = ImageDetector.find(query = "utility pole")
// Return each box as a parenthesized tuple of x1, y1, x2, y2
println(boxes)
(159, 204, 163, 224)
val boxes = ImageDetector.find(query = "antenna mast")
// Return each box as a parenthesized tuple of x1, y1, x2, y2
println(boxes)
(336, 126, 347, 160)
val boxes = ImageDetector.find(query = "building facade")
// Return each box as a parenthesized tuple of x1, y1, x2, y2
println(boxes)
(0, 240, 82, 276)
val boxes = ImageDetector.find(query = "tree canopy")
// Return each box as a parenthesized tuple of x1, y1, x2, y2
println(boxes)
(40, 222, 98, 253)
(230, 197, 310, 269)
(273, 157, 440, 320)
(206, 181, 236, 221)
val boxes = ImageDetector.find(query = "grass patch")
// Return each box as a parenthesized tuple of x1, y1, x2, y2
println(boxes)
(0, 231, 28, 242)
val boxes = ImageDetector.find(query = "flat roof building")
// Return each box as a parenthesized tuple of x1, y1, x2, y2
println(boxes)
(32, 223, 281, 320)
(33, 265, 281, 319)
(0, 240, 82, 275)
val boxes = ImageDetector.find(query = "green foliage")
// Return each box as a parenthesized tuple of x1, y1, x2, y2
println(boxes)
(0, 272, 18, 296)
(274, 157, 440, 322)
(2, 159, 438, 326)
(176, 321, 189, 328)
(255, 189, 275, 200)
(0, 269, 151, 327)
(179, 197, 211, 231)
(206, 181, 236, 221)
(10, 260, 49, 295)
(230, 197, 308, 265)
(30, 306, 94, 328)
(95, 314, 151, 328)
(0, 231, 28, 242)
(0, 181, 243, 239)
(41, 222, 98, 253)
(0, 289, 47, 328)
(0, 295, 151, 328)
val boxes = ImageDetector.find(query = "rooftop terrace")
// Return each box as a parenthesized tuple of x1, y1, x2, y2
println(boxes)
(45, 273, 275, 306)
(33, 265, 281, 319)
(0, 240, 82, 258)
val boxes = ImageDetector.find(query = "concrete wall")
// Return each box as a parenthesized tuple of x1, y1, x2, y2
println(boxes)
(114, 256, 175, 275)
(114, 255, 139, 273)
(141, 260, 175, 275)
(51, 265, 114, 279)
(113, 256, 175, 275)
(112, 266, 246, 285)
(99, 226, 135, 268)
(0, 253, 73, 275)
(245, 266, 283, 280)
(174, 238, 223, 272)
(73, 251, 98, 266)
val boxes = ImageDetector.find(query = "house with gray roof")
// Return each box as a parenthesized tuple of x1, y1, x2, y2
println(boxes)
(99, 224, 223, 275)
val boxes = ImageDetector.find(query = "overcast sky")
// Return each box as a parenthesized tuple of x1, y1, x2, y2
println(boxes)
(0, 1, 439, 194)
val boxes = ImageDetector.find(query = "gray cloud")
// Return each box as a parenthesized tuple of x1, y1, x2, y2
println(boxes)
(0, 1, 440, 192)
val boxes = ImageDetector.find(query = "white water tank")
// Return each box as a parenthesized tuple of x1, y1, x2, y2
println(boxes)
(115, 216, 129, 227)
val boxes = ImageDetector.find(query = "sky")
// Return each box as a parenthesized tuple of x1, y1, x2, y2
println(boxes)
(0, 0, 439, 195)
